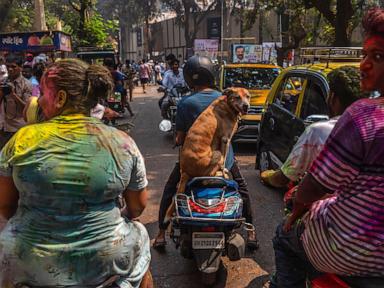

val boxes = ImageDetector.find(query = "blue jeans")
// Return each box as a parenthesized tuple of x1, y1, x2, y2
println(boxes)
(271, 220, 322, 288)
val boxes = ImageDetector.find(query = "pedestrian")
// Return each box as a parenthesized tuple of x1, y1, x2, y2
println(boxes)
(270, 8, 384, 288)
(21, 64, 33, 80)
(30, 62, 46, 98)
(0, 58, 152, 287)
(0, 57, 8, 84)
(123, 61, 136, 102)
(104, 58, 134, 117)
(139, 59, 151, 93)
(0, 53, 32, 150)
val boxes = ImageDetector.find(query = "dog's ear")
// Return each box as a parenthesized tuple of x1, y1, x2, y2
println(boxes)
(223, 88, 236, 98)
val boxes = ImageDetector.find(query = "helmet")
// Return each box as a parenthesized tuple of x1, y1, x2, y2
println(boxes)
(183, 55, 215, 88)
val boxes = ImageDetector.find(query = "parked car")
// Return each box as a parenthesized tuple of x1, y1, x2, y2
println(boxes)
(256, 60, 360, 173)
(219, 63, 281, 143)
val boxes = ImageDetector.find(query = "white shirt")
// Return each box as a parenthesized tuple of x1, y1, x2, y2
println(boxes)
(280, 117, 339, 181)
(162, 69, 185, 89)
(0, 64, 8, 83)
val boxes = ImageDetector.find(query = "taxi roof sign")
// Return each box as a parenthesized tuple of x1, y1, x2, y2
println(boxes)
(299, 47, 362, 65)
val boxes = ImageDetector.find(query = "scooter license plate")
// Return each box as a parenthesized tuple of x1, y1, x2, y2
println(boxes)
(192, 232, 225, 249)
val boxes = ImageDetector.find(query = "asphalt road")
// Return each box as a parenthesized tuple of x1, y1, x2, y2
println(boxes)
(128, 86, 285, 288)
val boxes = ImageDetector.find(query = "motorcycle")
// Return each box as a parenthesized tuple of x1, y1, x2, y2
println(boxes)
(170, 176, 253, 285)
(158, 84, 189, 143)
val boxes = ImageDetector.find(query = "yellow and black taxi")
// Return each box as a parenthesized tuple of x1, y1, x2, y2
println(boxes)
(219, 63, 281, 143)
(256, 47, 362, 172)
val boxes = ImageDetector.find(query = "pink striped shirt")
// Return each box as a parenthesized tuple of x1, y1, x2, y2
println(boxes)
(302, 97, 384, 276)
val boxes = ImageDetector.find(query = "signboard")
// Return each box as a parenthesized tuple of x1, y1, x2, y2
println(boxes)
(194, 39, 219, 59)
(232, 44, 262, 63)
(262, 42, 281, 63)
(0, 31, 72, 52)
(136, 29, 142, 47)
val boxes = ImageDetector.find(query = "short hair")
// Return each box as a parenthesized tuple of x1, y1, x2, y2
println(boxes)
(362, 8, 384, 37)
(22, 64, 32, 69)
(170, 58, 180, 65)
(236, 46, 244, 51)
(165, 53, 176, 61)
(327, 66, 365, 110)
(103, 57, 114, 68)
(5, 53, 23, 67)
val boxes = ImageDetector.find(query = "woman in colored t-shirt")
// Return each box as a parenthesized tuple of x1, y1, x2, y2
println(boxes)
(0, 59, 152, 287)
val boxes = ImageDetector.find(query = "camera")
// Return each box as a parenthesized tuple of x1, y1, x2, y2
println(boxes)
(0, 84, 11, 95)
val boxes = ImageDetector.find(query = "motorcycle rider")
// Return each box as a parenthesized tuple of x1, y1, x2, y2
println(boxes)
(271, 8, 384, 288)
(158, 58, 186, 119)
(260, 66, 365, 189)
(153, 55, 258, 249)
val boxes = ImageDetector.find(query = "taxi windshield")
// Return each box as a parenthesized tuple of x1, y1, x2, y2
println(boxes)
(224, 67, 280, 90)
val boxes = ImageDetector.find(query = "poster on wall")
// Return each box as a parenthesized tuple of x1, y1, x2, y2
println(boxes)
(232, 44, 262, 63)
(262, 42, 281, 64)
(194, 39, 219, 59)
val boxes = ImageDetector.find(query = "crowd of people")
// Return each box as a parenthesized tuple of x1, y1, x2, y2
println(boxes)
(1, 7, 384, 288)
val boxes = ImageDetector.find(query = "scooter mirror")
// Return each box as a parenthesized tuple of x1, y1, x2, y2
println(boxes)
(159, 119, 172, 132)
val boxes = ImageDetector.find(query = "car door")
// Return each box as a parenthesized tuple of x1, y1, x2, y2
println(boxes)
(259, 72, 307, 164)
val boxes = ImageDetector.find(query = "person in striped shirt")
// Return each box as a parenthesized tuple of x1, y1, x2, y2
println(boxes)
(271, 8, 384, 288)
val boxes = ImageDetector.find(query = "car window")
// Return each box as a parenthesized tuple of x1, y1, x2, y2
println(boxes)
(300, 81, 328, 120)
(273, 75, 306, 115)
(223, 67, 281, 90)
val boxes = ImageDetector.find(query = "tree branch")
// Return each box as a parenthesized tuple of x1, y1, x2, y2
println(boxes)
(196, 0, 218, 26)
(68, 0, 81, 12)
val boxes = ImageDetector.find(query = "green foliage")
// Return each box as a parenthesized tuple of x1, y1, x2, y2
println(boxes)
(80, 12, 118, 48)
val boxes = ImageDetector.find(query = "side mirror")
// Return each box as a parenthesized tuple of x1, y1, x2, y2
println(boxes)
(304, 114, 329, 125)
(159, 119, 172, 132)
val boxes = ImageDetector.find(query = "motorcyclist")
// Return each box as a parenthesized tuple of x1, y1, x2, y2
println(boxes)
(153, 55, 258, 250)
(158, 58, 186, 119)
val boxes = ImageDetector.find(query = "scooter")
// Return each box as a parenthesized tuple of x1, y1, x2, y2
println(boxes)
(158, 84, 189, 144)
(170, 177, 253, 285)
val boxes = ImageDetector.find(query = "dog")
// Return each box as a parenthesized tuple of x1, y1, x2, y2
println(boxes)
(164, 87, 251, 223)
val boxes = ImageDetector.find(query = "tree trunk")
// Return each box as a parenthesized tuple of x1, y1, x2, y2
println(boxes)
(258, 11, 263, 44)
(0, 0, 14, 30)
(333, 0, 353, 46)
(183, 0, 193, 49)
(34, 0, 48, 31)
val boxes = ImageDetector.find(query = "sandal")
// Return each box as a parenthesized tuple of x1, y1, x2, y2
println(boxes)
(153, 238, 167, 250)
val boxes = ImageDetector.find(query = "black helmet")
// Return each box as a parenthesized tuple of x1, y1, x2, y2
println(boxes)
(183, 55, 215, 88)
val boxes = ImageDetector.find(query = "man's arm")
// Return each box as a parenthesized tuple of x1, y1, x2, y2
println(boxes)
(175, 131, 186, 146)
(122, 187, 148, 219)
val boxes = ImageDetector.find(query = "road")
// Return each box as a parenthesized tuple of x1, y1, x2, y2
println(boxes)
(128, 86, 285, 288)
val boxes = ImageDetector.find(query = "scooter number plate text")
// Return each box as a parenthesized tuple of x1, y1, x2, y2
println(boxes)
(192, 232, 225, 249)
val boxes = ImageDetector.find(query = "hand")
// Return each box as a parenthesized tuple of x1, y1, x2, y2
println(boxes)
(283, 214, 296, 233)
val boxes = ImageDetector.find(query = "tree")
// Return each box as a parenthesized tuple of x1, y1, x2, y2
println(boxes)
(68, 0, 96, 40)
(162, 0, 219, 49)
(0, 0, 15, 29)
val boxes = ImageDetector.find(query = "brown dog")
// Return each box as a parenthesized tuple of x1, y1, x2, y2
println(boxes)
(164, 87, 251, 223)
